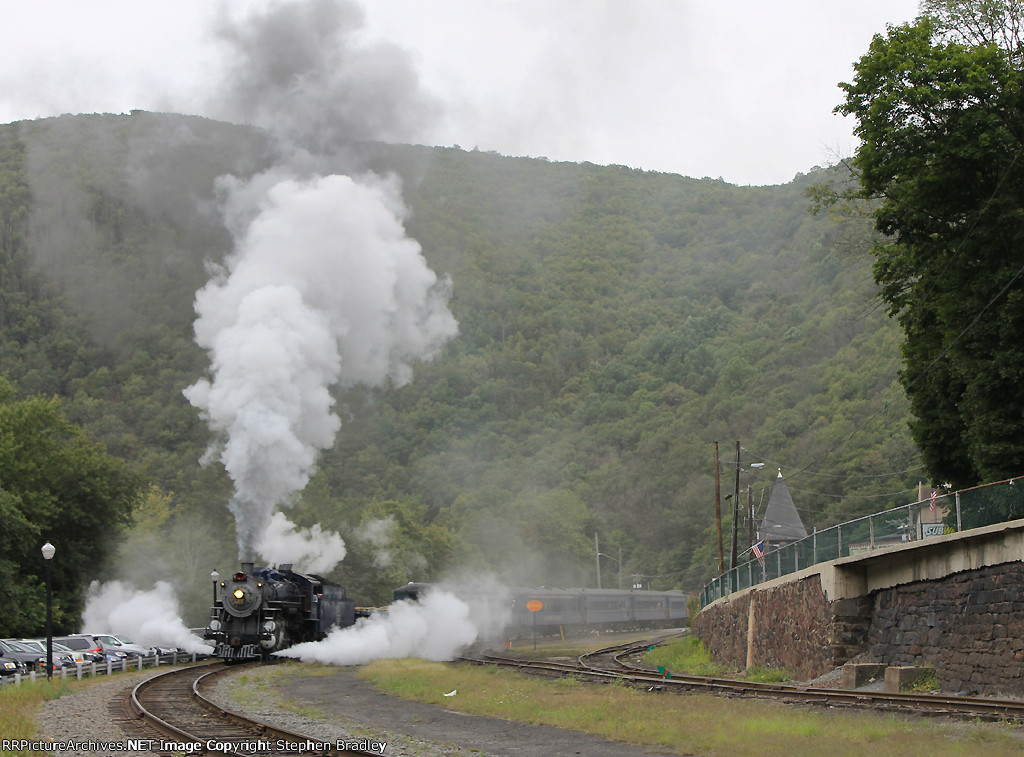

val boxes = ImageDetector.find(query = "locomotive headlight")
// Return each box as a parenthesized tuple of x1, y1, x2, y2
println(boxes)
(233, 589, 245, 599)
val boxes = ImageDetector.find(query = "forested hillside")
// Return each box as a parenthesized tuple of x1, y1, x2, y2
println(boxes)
(0, 112, 919, 622)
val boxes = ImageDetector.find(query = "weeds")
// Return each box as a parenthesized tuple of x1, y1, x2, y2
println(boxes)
(904, 668, 939, 693)
(358, 658, 1024, 757)
(0, 678, 79, 756)
(644, 637, 727, 677)
(743, 665, 793, 684)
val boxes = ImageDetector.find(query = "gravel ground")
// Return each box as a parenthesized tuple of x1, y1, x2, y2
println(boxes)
(32, 664, 664, 757)
(207, 665, 672, 757)
(35, 658, 923, 756)
(35, 669, 163, 757)
(206, 669, 486, 757)
(30, 665, 479, 757)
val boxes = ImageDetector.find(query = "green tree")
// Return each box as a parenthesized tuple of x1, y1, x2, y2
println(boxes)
(836, 4, 1024, 489)
(0, 378, 145, 635)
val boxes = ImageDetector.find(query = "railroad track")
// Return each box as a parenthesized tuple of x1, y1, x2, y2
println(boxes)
(118, 661, 385, 756)
(463, 636, 1024, 721)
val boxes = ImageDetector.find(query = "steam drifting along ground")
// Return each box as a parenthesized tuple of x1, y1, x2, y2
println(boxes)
(82, 581, 213, 654)
(276, 590, 481, 666)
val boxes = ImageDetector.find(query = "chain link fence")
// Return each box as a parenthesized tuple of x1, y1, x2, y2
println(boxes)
(699, 476, 1024, 608)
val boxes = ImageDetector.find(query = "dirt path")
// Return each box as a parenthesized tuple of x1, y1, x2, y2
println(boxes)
(279, 666, 675, 756)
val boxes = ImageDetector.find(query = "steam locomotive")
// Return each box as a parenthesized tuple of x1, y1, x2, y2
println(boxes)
(205, 562, 358, 660)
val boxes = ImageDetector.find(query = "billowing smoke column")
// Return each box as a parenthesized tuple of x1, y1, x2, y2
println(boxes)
(257, 511, 348, 575)
(209, 0, 438, 149)
(181, 0, 453, 571)
(185, 170, 456, 564)
(90, 0, 453, 636)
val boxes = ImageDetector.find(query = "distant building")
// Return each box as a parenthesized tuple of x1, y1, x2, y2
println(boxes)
(758, 470, 807, 548)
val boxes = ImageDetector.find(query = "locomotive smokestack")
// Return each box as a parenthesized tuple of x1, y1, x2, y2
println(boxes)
(241, 561, 254, 574)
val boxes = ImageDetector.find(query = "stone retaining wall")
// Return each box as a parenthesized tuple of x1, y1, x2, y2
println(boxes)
(863, 563, 1024, 696)
(693, 562, 1024, 695)
(691, 574, 856, 681)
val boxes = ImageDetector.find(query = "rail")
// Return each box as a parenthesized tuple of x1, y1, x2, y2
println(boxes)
(700, 475, 1024, 608)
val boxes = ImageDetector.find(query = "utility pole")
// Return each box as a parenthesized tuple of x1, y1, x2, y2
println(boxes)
(618, 545, 623, 590)
(730, 440, 740, 571)
(594, 532, 602, 589)
(714, 441, 724, 574)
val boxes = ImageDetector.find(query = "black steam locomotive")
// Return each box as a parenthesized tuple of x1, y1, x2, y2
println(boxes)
(205, 562, 358, 660)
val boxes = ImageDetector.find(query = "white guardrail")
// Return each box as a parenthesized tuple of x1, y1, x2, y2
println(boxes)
(1, 651, 207, 686)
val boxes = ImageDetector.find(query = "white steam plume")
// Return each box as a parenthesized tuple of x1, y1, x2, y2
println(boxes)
(357, 515, 397, 567)
(276, 589, 477, 665)
(256, 512, 346, 574)
(185, 0, 451, 571)
(185, 171, 457, 563)
(82, 581, 214, 654)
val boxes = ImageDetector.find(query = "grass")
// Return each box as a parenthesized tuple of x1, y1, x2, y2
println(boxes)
(0, 678, 79, 756)
(645, 637, 795, 683)
(644, 636, 729, 677)
(356, 658, 1024, 757)
(12, 650, 1023, 757)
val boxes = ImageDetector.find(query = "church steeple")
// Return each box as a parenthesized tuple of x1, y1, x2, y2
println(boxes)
(757, 470, 807, 546)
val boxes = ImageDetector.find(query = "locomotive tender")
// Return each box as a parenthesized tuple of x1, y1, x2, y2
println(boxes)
(206, 562, 357, 660)
(394, 583, 688, 637)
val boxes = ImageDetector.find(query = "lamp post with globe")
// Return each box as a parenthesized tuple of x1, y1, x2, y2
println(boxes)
(41, 542, 55, 679)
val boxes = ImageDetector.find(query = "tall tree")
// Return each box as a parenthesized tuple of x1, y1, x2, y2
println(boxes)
(836, 2, 1024, 488)
(0, 378, 145, 635)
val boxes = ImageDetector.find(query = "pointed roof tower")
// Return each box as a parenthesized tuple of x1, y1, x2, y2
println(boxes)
(758, 469, 807, 545)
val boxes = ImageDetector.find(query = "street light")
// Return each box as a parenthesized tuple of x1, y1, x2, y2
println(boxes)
(41, 542, 55, 680)
(746, 463, 765, 552)
(211, 570, 220, 607)
(598, 548, 625, 589)
(730, 447, 766, 570)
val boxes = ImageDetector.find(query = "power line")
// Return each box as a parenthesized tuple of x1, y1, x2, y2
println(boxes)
(740, 446, 923, 481)
(784, 485, 921, 501)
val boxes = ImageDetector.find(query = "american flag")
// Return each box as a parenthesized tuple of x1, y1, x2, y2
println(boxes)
(752, 540, 765, 568)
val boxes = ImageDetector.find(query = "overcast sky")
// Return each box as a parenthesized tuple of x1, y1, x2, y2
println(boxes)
(1, 0, 920, 186)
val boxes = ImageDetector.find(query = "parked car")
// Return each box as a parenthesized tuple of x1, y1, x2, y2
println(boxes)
(0, 641, 27, 678)
(17, 639, 87, 665)
(9, 639, 69, 665)
(53, 634, 110, 663)
(0, 657, 26, 677)
(4, 639, 73, 673)
(0, 639, 42, 673)
(89, 634, 150, 659)
(53, 642, 93, 663)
